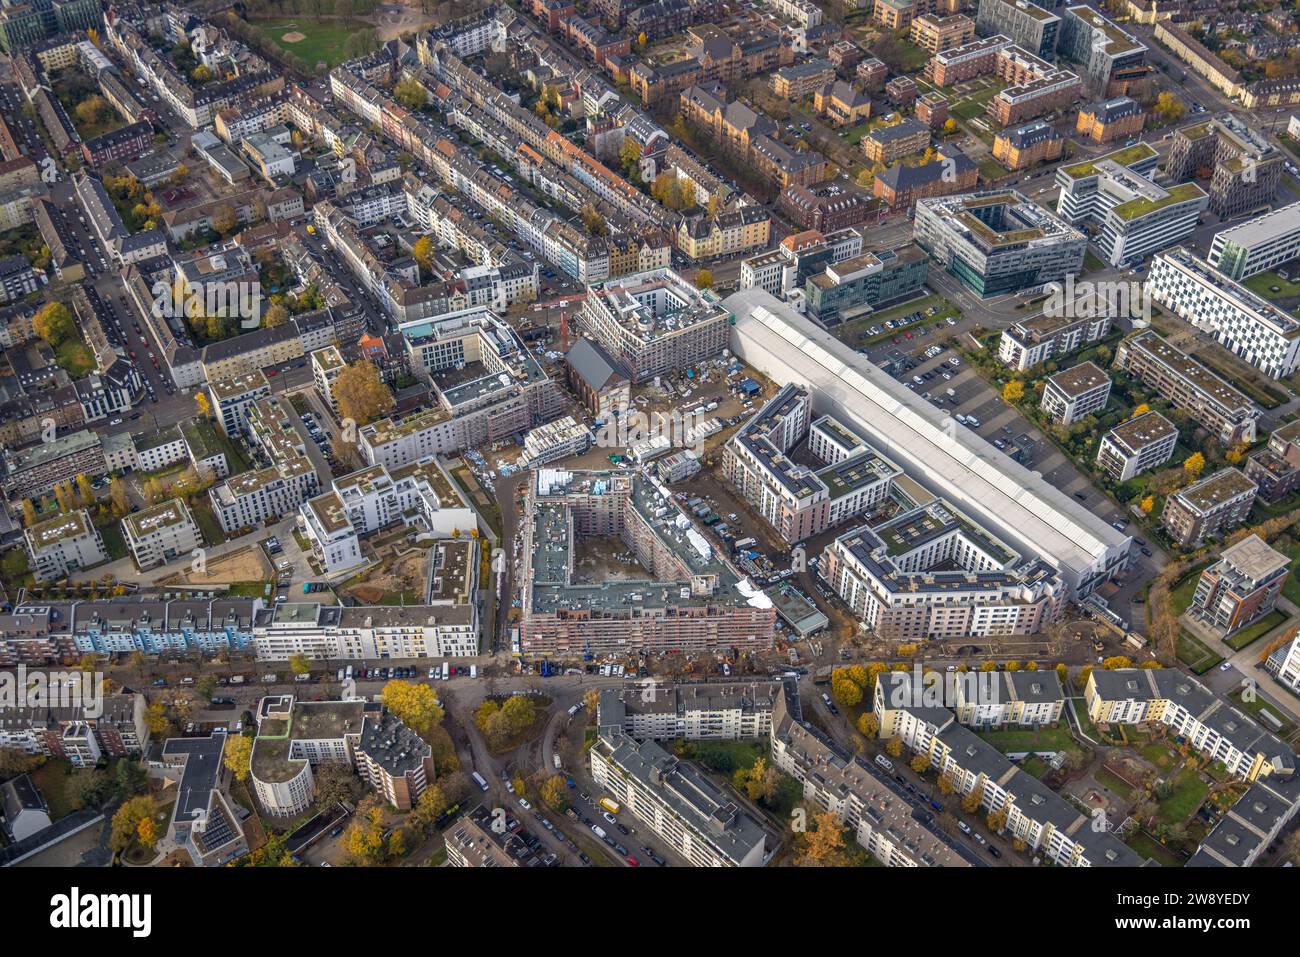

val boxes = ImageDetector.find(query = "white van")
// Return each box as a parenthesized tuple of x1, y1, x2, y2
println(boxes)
(875, 754, 894, 772)
(955, 414, 968, 425)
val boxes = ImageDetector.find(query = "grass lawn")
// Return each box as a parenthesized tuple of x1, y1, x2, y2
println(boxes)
(1275, 541, 1300, 606)
(1223, 609, 1287, 651)
(1229, 688, 1295, 737)
(675, 739, 766, 774)
(975, 722, 1075, 753)
(190, 498, 228, 546)
(978, 157, 1009, 181)
(1171, 561, 1211, 615)
(248, 19, 364, 68)
(1126, 831, 1186, 867)
(29, 759, 81, 821)
(952, 98, 988, 121)
(841, 122, 872, 145)
(1139, 741, 1178, 770)
(1095, 767, 1134, 799)
(1155, 768, 1208, 825)
(896, 42, 931, 72)
(1020, 755, 1050, 778)
(1083, 249, 1107, 272)
(1176, 629, 1223, 674)
(57, 339, 96, 378)
(226, 580, 272, 598)
(94, 519, 128, 561)
(1243, 270, 1300, 301)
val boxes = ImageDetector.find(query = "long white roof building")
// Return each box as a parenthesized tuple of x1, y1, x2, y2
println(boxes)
(723, 289, 1131, 597)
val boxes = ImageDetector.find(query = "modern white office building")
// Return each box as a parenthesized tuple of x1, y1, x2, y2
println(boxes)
(1056, 144, 1207, 267)
(1147, 246, 1300, 379)
(1207, 200, 1300, 281)
(724, 289, 1132, 598)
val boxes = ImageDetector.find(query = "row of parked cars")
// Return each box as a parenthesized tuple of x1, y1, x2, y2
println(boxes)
(300, 411, 341, 472)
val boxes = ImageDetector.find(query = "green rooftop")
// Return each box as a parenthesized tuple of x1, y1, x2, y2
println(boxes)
(1061, 142, 1156, 179)
(1112, 182, 1205, 222)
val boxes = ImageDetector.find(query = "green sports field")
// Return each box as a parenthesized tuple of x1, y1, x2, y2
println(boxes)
(250, 19, 359, 68)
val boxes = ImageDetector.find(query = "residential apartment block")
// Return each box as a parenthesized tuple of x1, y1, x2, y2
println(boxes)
(518, 469, 775, 657)
(723, 388, 902, 543)
(925, 34, 1012, 86)
(1245, 420, 1300, 503)
(873, 671, 1141, 866)
(297, 460, 477, 576)
(252, 602, 478, 660)
(1096, 410, 1178, 482)
(597, 682, 782, 741)
(986, 46, 1082, 126)
(861, 117, 931, 165)
(997, 310, 1112, 371)
(23, 509, 107, 582)
(909, 13, 975, 53)
(590, 729, 768, 866)
(1085, 668, 1300, 866)
(209, 395, 319, 534)
(578, 267, 729, 383)
(1114, 330, 1259, 446)
(820, 500, 1064, 641)
(1161, 467, 1257, 548)
(1040, 361, 1111, 425)
(1189, 534, 1289, 637)
(249, 695, 435, 817)
(772, 58, 835, 99)
(768, 683, 969, 866)
(0, 694, 148, 762)
(122, 498, 204, 571)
